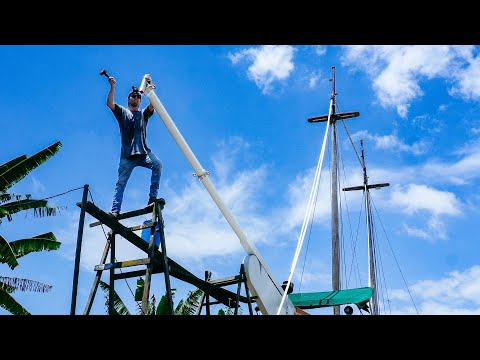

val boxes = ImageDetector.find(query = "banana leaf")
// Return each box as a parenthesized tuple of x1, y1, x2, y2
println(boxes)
(9, 232, 60, 259)
(0, 155, 27, 176)
(0, 234, 18, 269)
(0, 193, 22, 204)
(175, 288, 203, 315)
(0, 276, 52, 293)
(0, 141, 62, 193)
(0, 278, 15, 293)
(0, 199, 48, 220)
(0, 287, 30, 315)
(99, 280, 131, 315)
(0, 233, 60, 269)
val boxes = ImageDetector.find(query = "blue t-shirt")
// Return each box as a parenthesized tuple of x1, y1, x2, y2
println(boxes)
(112, 104, 154, 158)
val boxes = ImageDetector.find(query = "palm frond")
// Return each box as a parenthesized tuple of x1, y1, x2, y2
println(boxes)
(99, 280, 131, 315)
(7, 232, 60, 261)
(0, 155, 27, 177)
(0, 141, 62, 193)
(0, 276, 52, 292)
(0, 234, 19, 269)
(0, 288, 30, 315)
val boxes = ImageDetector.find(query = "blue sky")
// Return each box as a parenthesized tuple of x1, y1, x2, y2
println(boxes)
(2, 45, 480, 315)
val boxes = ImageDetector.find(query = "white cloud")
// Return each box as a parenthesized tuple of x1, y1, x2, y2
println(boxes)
(352, 130, 428, 155)
(30, 175, 46, 194)
(388, 184, 460, 241)
(308, 71, 321, 89)
(422, 146, 480, 185)
(413, 265, 480, 304)
(314, 46, 327, 56)
(384, 265, 480, 314)
(449, 53, 480, 100)
(340, 45, 477, 118)
(404, 216, 448, 241)
(228, 45, 295, 94)
(390, 183, 461, 217)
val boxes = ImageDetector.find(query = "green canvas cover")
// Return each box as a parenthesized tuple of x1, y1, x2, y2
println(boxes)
(288, 287, 373, 312)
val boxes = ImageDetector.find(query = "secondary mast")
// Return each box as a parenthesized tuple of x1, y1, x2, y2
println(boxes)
(343, 140, 389, 315)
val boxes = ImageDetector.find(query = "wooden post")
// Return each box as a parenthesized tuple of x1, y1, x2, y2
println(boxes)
(83, 232, 111, 315)
(70, 184, 89, 315)
(109, 232, 116, 315)
(156, 199, 174, 315)
(141, 201, 157, 315)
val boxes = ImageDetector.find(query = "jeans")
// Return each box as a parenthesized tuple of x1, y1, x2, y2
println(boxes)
(111, 151, 162, 213)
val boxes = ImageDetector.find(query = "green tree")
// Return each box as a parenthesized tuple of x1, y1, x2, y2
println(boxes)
(0, 142, 63, 315)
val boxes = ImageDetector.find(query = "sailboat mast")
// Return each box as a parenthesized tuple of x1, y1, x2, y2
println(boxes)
(330, 67, 341, 316)
(308, 66, 360, 315)
(361, 140, 379, 315)
(344, 140, 389, 315)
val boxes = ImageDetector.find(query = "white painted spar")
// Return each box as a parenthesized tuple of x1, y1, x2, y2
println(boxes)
(141, 77, 295, 314)
(244, 255, 296, 315)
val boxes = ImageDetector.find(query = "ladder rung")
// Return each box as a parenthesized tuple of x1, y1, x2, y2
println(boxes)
(88, 206, 155, 228)
(128, 223, 154, 232)
(94, 258, 151, 271)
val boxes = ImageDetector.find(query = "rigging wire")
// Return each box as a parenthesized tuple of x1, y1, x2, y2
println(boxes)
(1, 186, 84, 210)
(335, 98, 363, 168)
(337, 132, 363, 290)
(370, 197, 419, 314)
(369, 206, 391, 315)
(337, 99, 374, 297)
(335, 99, 367, 289)
(297, 175, 321, 293)
(336, 129, 352, 291)
(276, 97, 334, 315)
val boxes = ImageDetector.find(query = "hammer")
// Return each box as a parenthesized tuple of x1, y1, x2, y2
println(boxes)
(99, 69, 110, 79)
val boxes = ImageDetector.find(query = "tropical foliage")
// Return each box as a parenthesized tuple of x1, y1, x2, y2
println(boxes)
(99, 277, 241, 315)
(0, 141, 63, 315)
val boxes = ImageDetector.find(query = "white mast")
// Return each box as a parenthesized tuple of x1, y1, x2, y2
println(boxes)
(139, 75, 296, 315)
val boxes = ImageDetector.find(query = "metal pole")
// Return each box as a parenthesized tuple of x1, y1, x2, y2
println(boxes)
(70, 184, 89, 315)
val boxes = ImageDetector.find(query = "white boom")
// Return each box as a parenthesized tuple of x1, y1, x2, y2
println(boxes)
(139, 75, 296, 315)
